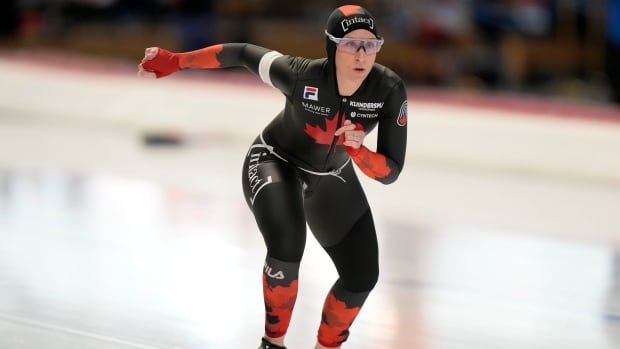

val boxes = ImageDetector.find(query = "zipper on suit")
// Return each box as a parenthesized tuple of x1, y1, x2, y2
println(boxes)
(323, 96, 348, 170)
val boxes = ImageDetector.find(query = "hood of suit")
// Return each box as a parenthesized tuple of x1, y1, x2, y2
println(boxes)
(325, 5, 381, 92)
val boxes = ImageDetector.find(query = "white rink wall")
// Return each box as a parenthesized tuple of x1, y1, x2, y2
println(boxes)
(1, 55, 620, 246)
(1, 56, 619, 185)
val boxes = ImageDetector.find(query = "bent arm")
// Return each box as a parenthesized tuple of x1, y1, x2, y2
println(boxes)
(348, 81, 408, 184)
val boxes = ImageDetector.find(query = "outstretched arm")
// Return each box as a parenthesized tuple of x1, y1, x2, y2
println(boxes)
(138, 44, 300, 96)
(140, 44, 273, 75)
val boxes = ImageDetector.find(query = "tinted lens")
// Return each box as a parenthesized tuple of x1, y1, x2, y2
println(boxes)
(337, 38, 382, 54)
(340, 40, 361, 53)
(363, 41, 381, 53)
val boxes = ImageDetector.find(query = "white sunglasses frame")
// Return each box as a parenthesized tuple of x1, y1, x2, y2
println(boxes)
(325, 30, 385, 54)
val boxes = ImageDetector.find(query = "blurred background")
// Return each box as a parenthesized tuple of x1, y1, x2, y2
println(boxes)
(1, 1, 620, 349)
(1, 0, 620, 103)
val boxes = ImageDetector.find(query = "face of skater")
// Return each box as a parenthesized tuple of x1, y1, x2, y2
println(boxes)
(334, 29, 378, 86)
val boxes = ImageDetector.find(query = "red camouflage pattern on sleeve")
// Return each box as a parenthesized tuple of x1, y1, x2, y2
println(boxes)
(343, 123, 392, 180)
(177, 44, 223, 69)
(346, 145, 392, 179)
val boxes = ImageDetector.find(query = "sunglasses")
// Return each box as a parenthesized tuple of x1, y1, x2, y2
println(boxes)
(325, 31, 384, 54)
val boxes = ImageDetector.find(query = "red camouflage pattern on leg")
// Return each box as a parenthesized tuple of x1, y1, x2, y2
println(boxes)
(263, 274, 298, 338)
(317, 292, 363, 347)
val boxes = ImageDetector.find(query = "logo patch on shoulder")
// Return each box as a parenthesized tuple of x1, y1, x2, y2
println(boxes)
(303, 86, 318, 101)
(397, 101, 407, 126)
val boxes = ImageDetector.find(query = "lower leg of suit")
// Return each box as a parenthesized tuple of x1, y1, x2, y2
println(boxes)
(263, 256, 300, 338)
(317, 210, 379, 347)
(251, 175, 306, 338)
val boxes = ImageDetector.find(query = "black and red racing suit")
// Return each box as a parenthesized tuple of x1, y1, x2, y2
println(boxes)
(143, 42, 408, 347)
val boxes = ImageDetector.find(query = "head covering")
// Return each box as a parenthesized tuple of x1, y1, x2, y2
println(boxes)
(325, 5, 381, 63)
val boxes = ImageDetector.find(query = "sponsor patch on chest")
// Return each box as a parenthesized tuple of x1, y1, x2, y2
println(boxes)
(303, 86, 318, 101)
(349, 100, 384, 111)
(302, 101, 332, 116)
(350, 111, 378, 119)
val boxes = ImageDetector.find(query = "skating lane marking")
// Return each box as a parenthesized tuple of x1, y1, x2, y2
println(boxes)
(0, 312, 168, 349)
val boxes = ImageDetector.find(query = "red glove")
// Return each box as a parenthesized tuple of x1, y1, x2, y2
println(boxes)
(140, 48, 180, 78)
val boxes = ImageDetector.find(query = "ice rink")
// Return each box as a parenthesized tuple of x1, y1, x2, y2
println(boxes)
(1, 51, 620, 349)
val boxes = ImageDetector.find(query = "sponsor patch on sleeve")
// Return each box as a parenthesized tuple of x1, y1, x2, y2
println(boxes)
(397, 101, 407, 126)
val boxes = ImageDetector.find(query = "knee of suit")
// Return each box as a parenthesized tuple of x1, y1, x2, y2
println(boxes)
(264, 256, 300, 284)
(340, 264, 379, 293)
(267, 248, 304, 264)
(325, 210, 379, 293)
(261, 225, 305, 262)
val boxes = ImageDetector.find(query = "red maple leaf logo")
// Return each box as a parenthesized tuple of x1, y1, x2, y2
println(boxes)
(304, 113, 344, 146)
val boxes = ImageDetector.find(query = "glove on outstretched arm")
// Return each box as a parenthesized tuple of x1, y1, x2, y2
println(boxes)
(138, 43, 271, 79)
(139, 47, 181, 78)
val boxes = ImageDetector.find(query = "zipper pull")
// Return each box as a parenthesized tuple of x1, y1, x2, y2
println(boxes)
(341, 98, 348, 124)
